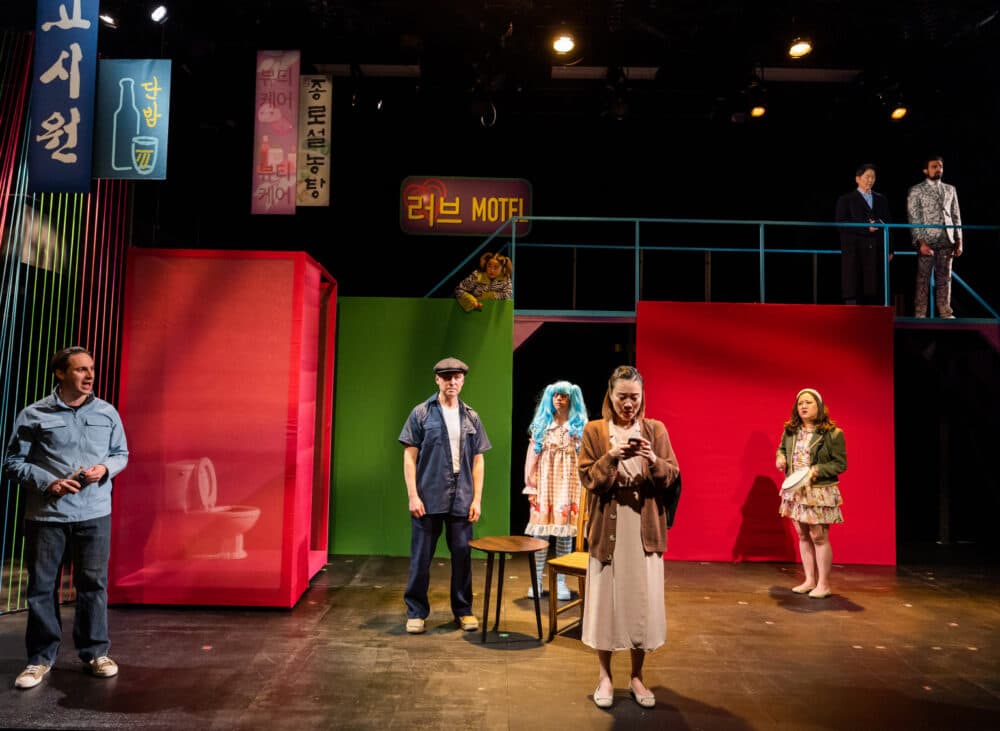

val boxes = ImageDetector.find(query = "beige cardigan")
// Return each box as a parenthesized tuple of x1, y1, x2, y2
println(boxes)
(579, 418, 680, 564)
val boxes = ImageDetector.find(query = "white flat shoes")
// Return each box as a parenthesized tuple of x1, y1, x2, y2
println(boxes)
(593, 686, 613, 709)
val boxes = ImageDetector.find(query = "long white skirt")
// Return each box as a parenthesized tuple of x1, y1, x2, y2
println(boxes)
(581, 501, 666, 651)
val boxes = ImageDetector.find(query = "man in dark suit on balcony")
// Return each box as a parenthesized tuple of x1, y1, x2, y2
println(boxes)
(835, 163, 892, 305)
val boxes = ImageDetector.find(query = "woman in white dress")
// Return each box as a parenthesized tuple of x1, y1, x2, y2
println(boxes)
(578, 366, 680, 709)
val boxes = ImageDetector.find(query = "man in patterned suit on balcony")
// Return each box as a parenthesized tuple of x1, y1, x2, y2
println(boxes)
(906, 155, 963, 318)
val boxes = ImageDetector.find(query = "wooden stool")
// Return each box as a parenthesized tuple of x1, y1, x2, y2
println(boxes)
(469, 535, 548, 643)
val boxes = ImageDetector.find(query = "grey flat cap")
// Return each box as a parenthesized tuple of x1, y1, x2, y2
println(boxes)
(434, 357, 469, 374)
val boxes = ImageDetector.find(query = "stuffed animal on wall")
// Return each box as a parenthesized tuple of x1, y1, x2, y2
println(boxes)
(454, 252, 513, 311)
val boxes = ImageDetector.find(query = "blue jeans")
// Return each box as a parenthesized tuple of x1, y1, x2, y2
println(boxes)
(25, 515, 111, 665)
(404, 513, 473, 619)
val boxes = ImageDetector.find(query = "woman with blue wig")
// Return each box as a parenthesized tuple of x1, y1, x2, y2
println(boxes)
(522, 380, 588, 600)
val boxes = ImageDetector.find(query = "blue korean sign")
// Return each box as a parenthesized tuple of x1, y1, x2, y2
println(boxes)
(28, 0, 99, 193)
(94, 59, 171, 180)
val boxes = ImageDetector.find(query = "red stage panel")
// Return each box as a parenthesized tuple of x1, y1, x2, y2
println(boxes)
(110, 249, 336, 607)
(638, 302, 895, 565)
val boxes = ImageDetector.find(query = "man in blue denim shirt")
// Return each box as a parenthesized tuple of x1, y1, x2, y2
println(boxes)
(5, 346, 129, 689)
(399, 357, 490, 634)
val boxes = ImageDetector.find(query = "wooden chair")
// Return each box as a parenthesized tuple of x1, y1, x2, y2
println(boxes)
(545, 496, 589, 641)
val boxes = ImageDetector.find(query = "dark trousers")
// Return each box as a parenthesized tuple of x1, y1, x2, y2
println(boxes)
(404, 513, 473, 619)
(841, 240, 882, 305)
(25, 515, 111, 665)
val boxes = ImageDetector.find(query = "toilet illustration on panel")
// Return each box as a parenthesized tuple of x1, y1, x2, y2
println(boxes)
(158, 457, 261, 560)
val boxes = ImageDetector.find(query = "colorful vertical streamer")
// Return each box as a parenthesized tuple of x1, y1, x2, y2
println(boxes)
(0, 31, 131, 614)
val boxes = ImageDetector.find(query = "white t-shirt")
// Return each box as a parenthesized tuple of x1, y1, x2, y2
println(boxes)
(442, 404, 461, 473)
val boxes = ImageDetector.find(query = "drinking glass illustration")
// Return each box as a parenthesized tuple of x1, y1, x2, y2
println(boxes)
(131, 136, 158, 175)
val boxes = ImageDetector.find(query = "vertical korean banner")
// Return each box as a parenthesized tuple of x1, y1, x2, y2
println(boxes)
(252, 50, 299, 215)
(28, 0, 99, 193)
(94, 59, 171, 180)
(296, 74, 331, 207)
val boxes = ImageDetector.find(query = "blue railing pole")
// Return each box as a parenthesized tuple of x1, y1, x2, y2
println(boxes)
(759, 223, 766, 303)
(634, 220, 641, 313)
(882, 224, 890, 307)
(510, 217, 518, 301)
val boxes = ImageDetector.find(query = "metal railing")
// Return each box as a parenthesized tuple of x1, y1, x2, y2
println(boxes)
(427, 216, 999, 320)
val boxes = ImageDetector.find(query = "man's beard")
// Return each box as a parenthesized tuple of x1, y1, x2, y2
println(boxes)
(927, 172, 943, 180)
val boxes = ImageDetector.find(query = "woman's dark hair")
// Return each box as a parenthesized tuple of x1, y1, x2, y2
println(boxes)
(601, 365, 645, 422)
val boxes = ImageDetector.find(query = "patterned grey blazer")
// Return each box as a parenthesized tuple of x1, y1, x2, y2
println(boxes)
(906, 179, 962, 248)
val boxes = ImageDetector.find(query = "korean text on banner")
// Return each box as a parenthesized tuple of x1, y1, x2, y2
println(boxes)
(94, 59, 171, 180)
(296, 75, 331, 207)
(28, 0, 99, 193)
(252, 50, 300, 215)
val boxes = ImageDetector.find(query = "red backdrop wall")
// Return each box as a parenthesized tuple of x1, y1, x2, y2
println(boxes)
(637, 301, 896, 565)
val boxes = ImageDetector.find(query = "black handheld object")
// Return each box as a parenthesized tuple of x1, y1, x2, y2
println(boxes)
(627, 438, 642, 446)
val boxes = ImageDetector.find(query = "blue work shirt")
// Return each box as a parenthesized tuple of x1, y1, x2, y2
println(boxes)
(399, 394, 491, 516)
(4, 388, 129, 522)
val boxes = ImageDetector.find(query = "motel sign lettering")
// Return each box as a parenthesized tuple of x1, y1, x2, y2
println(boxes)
(471, 196, 525, 224)
(400, 176, 532, 237)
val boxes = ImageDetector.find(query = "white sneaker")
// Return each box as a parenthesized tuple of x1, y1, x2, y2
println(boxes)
(85, 656, 118, 678)
(526, 584, 547, 599)
(405, 618, 426, 634)
(15, 664, 51, 689)
(556, 579, 571, 601)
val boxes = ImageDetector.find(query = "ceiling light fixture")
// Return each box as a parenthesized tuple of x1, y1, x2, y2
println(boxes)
(745, 69, 768, 119)
(151, 5, 168, 24)
(99, 13, 118, 29)
(876, 80, 908, 122)
(788, 37, 813, 58)
(552, 33, 575, 55)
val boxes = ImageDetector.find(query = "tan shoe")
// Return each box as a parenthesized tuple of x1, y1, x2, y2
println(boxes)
(456, 615, 479, 631)
(15, 664, 51, 689)
(85, 656, 118, 678)
(405, 618, 426, 634)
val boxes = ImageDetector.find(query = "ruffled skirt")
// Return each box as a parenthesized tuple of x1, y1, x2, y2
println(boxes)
(779, 482, 844, 525)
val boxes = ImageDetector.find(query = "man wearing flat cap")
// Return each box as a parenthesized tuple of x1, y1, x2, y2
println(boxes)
(398, 357, 491, 634)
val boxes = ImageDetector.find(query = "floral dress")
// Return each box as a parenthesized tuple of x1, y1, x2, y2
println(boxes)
(779, 427, 844, 525)
(523, 422, 580, 538)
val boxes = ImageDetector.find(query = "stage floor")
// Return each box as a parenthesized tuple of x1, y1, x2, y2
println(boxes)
(2, 552, 999, 730)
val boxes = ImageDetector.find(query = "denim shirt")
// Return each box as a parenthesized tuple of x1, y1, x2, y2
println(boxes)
(399, 394, 491, 516)
(4, 388, 129, 522)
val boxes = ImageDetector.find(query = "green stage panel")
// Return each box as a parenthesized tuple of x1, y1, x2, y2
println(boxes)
(331, 297, 513, 556)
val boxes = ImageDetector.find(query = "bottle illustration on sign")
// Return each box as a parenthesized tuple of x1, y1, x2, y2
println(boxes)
(111, 78, 140, 171)
(258, 135, 272, 174)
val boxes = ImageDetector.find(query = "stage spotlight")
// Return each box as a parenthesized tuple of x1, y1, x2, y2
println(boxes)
(876, 81, 908, 122)
(746, 72, 767, 119)
(552, 32, 575, 55)
(99, 13, 118, 29)
(550, 24, 583, 65)
(788, 37, 812, 58)
(151, 5, 168, 23)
